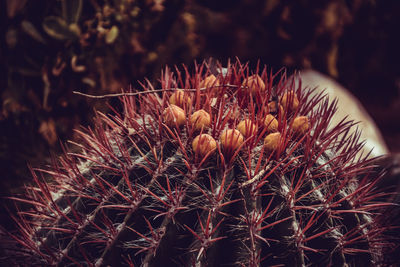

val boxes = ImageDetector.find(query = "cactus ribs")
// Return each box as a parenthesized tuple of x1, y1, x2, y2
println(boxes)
(3, 60, 396, 266)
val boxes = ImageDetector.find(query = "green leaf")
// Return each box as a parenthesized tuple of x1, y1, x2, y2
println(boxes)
(42, 16, 77, 40)
(62, 0, 83, 24)
(21, 20, 46, 44)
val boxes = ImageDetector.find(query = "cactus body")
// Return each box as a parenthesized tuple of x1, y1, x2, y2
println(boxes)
(5, 61, 395, 266)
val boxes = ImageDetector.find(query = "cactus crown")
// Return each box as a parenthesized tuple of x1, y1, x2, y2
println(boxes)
(5, 60, 394, 266)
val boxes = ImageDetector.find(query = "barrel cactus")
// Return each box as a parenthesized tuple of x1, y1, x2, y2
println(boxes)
(5, 60, 396, 266)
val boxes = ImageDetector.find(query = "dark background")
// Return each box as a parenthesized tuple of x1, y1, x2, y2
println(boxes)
(1, 0, 399, 230)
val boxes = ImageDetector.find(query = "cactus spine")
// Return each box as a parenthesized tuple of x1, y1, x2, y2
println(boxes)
(5, 61, 395, 266)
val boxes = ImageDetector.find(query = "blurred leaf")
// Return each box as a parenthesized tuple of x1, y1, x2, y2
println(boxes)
(264, 0, 280, 16)
(10, 53, 42, 76)
(6, 0, 27, 18)
(13, 67, 41, 77)
(105, 26, 119, 44)
(68, 23, 81, 36)
(21, 20, 47, 44)
(43, 16, 78, 40)
(71, 55, 86, 72)
(42, 71, 51, 111)
(2, 85, 30, 117)
(2, 98, 28, 117)
(82, 77, 96, 87)
(327, 44, 339, 78)
(62, 0, 83, 24)
(38, 119, 57, 146)
(5, 29, 17, 48)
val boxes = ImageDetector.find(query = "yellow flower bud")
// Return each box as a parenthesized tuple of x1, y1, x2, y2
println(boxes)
(199, 74, 220, 92)
(267, 101, 284, 117)
(190, 109, 211, 131)
(192, 134, 217, 157)
(262, 114, 279, 132)
(237, 119, 257, 138)
(292, 116, 310, 135)
(264, 132, 281, 151)
(280, 90, 299, 111)
(163, 104, 186, 128)
(169, 90, 192, 110)
(220, 129, 244, 150)
(242, 74, 265, 94)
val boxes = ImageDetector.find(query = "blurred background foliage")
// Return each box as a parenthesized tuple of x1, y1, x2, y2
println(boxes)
(1, 0, 399, 213)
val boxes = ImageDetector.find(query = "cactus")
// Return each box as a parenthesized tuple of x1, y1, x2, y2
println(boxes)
(4, 60, 396, 266)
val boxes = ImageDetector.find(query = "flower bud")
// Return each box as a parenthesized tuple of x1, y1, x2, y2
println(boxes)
(199, 74, 220, 93)
(292, 116, 310, 135)
(262, 114, 278, 132)
(190, 109, 211, 131)
(280, 90, 299, 111)
(267, 101, 284, 117)
(242, 74, 265, 94)
(220, 129, 244, 150)
(169, 90, 192, 110)
(264, 132, 281, 151)
(192, 134, 217, 157)
(237, 119, 257, 138)
(163, 104, 186, 128)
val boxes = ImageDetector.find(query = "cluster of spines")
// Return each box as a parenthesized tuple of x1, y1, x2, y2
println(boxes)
(5, 60, 395, 266)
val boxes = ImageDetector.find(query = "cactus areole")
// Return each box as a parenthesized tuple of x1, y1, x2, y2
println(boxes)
(6, 60, 396, 266)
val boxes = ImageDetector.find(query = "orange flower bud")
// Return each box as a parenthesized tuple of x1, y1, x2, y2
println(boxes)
(163, 104, 186, 128)
(292, 116, 310, 135)
(192, 134, 217, 157)
(190, 109, 211, 131)
(199, 74, 220, 92)
(267, 101, 284, 117)
(237, 119, 258, 138)
(264, 132, 281, 151)
(220, 129, 244, 150)
(280, 90, 299, 111)
(242, 74, 265, 94)
(262, 114, 279, 132)
(169, 90, 192, 110)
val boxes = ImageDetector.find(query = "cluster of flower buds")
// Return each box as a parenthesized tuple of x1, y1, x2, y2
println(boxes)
(162, 74, 310, 162)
